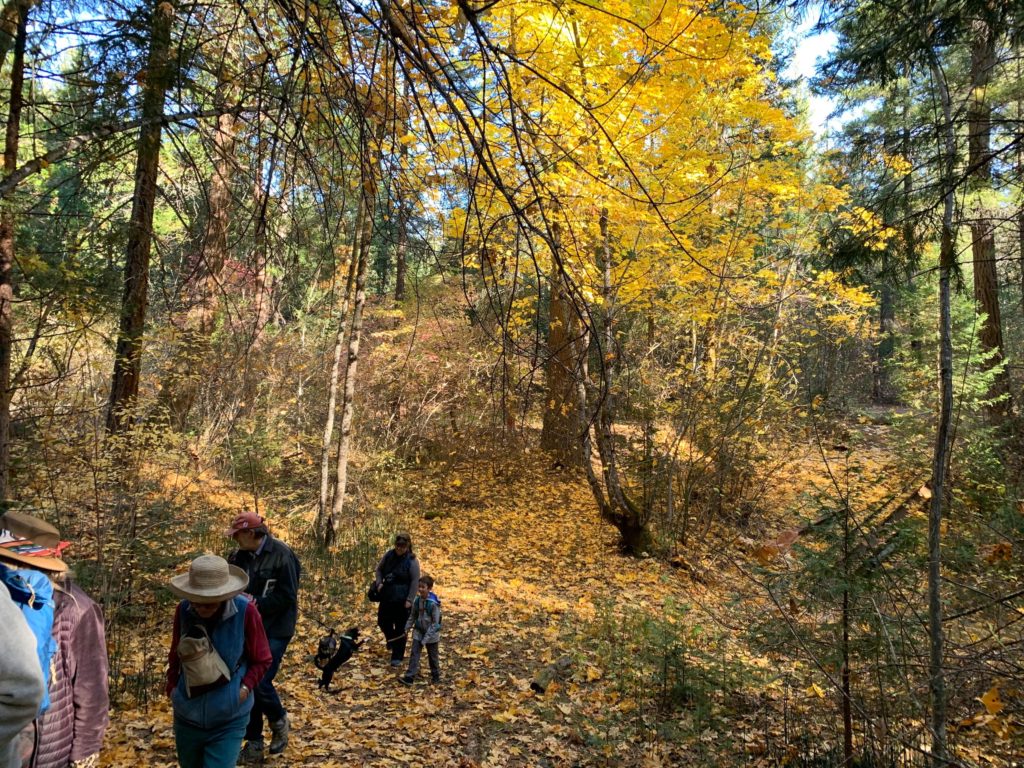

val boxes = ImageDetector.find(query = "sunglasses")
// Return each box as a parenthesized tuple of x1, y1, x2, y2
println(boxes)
(395, 538, 409, 545)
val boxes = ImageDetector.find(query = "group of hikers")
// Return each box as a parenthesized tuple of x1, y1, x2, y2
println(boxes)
(1, 510, 442, 768)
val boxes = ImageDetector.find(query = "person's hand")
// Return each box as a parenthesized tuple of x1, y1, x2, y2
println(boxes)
(405, 599, 412, 609)
(239, 684, 250, 703)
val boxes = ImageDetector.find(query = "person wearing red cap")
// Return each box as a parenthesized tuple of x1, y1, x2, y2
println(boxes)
(226, 513, 300, 764)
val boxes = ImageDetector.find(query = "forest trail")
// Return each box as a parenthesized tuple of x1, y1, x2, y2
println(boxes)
(102, 455, 710, 767)
(100, 420, 941, 767)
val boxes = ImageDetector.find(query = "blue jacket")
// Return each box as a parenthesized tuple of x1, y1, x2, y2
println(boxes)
(171, 595, 252, 729)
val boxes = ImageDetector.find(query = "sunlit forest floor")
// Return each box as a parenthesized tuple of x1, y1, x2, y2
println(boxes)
(98, 416, 1022, 767)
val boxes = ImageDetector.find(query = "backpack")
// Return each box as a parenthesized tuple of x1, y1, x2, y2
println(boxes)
(428, 591, 441, 628)
(1, 563, 57, 714)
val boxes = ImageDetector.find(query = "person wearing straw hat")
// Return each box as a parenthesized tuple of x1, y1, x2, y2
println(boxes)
(0, 511, 108, 768)
(166, 555, 272, 768)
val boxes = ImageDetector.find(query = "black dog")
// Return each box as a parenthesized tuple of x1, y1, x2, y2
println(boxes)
(317, 627, 363, 692)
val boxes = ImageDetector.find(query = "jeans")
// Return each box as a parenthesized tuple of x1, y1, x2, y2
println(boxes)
(245, 635, 290, 741)
(406, 637, 440, 680)
(174, 713, 248, 768)
(377, 601, 410, 662)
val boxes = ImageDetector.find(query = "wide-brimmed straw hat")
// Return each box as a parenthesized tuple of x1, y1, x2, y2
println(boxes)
(168, 554, 249, 604)
(0, 511, 69, 573)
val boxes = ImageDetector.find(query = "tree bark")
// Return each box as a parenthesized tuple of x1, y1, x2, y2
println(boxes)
(318, 220, 360, 532)
(967, 12, 1010, 417)
(162, 69, 236, 429)
(872, 257, 896, 404)
(0, 0, 27, 499)
(591, 203, 649, 554)
(106, 0, 174, 434)
(394, 200, 408, 302)
(927, 52, 954, 768)
(540, 226, 583, 467)
(326, 156, 376, 545)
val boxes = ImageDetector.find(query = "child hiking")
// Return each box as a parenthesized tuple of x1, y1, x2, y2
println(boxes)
(399, 575, 441, 685)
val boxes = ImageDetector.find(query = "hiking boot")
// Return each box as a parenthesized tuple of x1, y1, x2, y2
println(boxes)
(399, 674, 414, 685)
(389, 658, 403, 668)
(431, 674, 441, 684)
(237, 740, 264, 765)
(268, 715, 289, 755)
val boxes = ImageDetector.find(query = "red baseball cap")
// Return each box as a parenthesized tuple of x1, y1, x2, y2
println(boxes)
(226, 512, 266, 537)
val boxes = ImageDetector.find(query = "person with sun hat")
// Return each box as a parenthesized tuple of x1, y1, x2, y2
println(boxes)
(0, 510, 108, 768)
(166, 554, 272, 768)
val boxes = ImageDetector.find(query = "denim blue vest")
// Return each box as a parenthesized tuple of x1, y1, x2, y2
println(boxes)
(171, 595, 252, 728)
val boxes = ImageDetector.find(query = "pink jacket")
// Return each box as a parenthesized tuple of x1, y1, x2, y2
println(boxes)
(32, 582, 108, 768)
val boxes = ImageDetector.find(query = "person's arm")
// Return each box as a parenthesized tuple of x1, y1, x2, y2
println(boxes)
(254, 545, 298, 621)
(166, 603, 183, 697)
(68, 592, 109, 763)
(405, 558, 421, 605)
(241, 602, 273, 691)
(0, 590, 44, 748)
(373, 553, 387, 590)
(404, 598, 417, 633)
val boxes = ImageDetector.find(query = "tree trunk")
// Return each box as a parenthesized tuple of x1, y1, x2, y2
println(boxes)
(968, 13, 1010, 417)
(593, 204, 649, 554)
(841, 504, 854, 766)
(162, 71, 235, 429)
(326, 159, 376, 545)
(872, 258, 896, 404)
(0, 0, 27, 499)
(394, 200, 408, 302)
(317, 219, 360, 532)
(106, 0, 174, 434)
(927, 53, 954, 768)
(540, 227, 583, 466)
(0, 0, 34, 78)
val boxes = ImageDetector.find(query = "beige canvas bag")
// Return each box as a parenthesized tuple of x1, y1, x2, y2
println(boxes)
(177, 626, 232, 697)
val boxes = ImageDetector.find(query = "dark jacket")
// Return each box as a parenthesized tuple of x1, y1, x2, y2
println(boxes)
(33, 581, 109, 768)
(373, 550, 419, 605)
(229, 536, 300, 639)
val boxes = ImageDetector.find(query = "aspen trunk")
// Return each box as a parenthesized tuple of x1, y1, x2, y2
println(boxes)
(326, 162, 376, 545)
(106, 0, 174, 434)
(317, 219, 361, 531)
(0, 0, 27, 498)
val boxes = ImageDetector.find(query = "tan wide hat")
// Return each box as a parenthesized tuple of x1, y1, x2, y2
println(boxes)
(168, 554, 249, 604)
(0, 511, 69, 573)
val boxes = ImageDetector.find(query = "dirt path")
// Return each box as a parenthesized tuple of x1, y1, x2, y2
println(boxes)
(103, 456, 702, 767)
